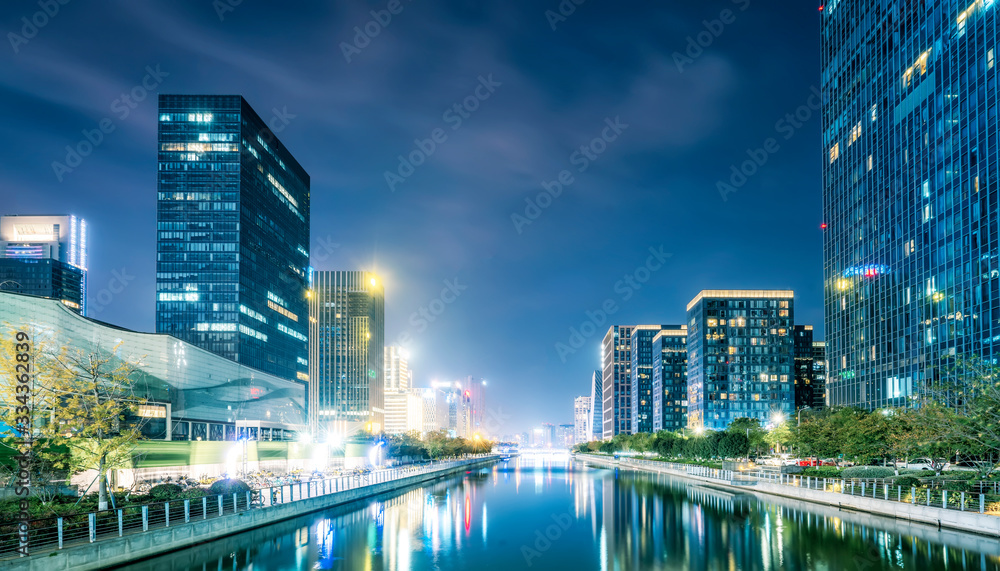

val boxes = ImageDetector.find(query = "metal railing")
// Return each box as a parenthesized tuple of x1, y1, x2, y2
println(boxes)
(616, 457, 1000, 516)
(0, 455, 496, 560)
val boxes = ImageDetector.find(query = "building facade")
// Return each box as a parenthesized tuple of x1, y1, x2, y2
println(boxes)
(574, 396, 591, 444)
(651, 327, 688, 432)
(0, 291, 305, 441)
(155, 95, 310, 383)
(630, 325, 675, 434)
(812, 341, 828, 408)
(821, 1, 999, 408)
(0, 215, 87, 314)
(793, 325, 827, 410)
(383, 346, 411, 434)
(602, 325, 632, 439)
(589, 369, 602, 441)
(687, 290, 795, 431)
(308, 271, 385, 438)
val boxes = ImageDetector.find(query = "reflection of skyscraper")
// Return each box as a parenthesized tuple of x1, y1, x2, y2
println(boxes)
(0, 215, 87, 314)
(155, 95, 310, 383)
(309, 271, 385, 436)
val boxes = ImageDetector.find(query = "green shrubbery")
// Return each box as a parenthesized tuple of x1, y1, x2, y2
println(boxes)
(209, 479, 251, 496)
(800, 467, 843, 479)
(892, 476, 923, 490)
(841, 466, 895, 479)
(149, 483, 183, 500)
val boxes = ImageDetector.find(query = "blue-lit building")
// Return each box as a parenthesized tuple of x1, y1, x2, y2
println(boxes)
(309, 271, 385, 437)
(0, 215, 87, 314)
(686, 290, 794, 431)
(601, 325, 631, 439)
(651, 326, 688, 432)
(821, 1, 1000, 409)
(155, 95, 309, 383)
(589, 369, 602, 441)
(630, 324, 677, 434)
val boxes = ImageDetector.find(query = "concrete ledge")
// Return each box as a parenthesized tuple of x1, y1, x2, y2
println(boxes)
(2, 458, 498, 570)
(577, 454, 1000, 538)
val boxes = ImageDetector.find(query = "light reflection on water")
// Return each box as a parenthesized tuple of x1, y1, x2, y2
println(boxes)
(117, 453, 1000, 570)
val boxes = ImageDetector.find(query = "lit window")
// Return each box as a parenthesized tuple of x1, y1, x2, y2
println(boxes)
(867, 155, 873, 170)
(990, 49, 996, 70)
(848, 122, 862, 146)
(922, 180, 930, 197)
(871, 104, 877, 122)
(829, 142, 840, 163)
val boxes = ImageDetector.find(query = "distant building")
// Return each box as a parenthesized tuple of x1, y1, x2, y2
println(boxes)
(793, 325, 827, 410)
(574, 396, 591, 444)
(383, 346, 411, 434)
(651, 326, 688, 432)
(420, 386, 449, 433)
(687, 290, 795, 431)
(156, 95, 310, 384)
(588, 369, 602, 441)
(0, 215, 87, 314)
(602, 325, 632, 439)
(309, 271, 385, 438)
(631, 325, 679, 434)
(557, 424, 574, 447)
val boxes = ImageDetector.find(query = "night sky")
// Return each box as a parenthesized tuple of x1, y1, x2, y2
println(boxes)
(0, 1, 823, 434)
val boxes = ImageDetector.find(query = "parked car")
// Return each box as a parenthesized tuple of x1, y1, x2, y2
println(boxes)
(904, 458, 950, 471)
(797, 458, 838, 467)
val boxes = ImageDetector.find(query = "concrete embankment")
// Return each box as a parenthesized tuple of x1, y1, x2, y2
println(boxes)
(3, 457, 498, 571)
(576, 454, 1000, 538)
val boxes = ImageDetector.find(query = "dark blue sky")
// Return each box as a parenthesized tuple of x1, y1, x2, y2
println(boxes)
(0, 0, 823, 434)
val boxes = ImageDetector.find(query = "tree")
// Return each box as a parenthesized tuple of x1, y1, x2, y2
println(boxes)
(629, 432, 653, 455)
(0, 329, 148, 511)
(727, 418, 767, 459)
(766, 421, 791, 454)
(423, 430, 449, 459)
(719, 432, 750, 460)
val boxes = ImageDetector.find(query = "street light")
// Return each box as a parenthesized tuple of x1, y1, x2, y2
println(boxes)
(796, 406, 813, 427)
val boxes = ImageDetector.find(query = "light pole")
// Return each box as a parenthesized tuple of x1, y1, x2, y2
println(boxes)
(796, 406, 813, 427)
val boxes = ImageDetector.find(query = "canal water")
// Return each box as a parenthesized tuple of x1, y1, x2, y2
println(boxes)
(115, 454, 1000, 570)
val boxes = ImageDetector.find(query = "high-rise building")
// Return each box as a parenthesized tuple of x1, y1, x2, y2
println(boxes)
(687, 290, 794, 431)
(601, 325, 632, 439)
(556, 424, 574, 447)
(793, 325, 827, 410)
(155, 95, 310, 383)
(0, 215, 87, 314)
(309, 271, 385, 437)
(651, 326, 688, 432)
(821, 2, 999, 409)
(383, 346, 411, 434)
(630, 325, 678, 434)
(420, 386, 449, 433)
(574, 396, 591, 444)
(588, 369, 602, 441)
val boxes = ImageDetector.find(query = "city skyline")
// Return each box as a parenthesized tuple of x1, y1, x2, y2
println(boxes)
(0, 2, 823, 434)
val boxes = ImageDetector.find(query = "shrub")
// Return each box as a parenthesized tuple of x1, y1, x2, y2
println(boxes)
(842, 466, 895, 479)
(940, 480, 975, 492)
(801, 467, 843, 479)
(149, 484, 183, 500)
(898, 469, 934, 477)
(892, 476, 923, 490)
(209, 479, 251, 496)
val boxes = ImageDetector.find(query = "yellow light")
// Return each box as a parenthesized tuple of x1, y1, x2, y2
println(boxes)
(836, 279, 852, 291)
(370, 277, 377, 286)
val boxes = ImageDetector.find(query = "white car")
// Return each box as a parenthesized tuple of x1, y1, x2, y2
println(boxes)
(905, 458, 950, 471)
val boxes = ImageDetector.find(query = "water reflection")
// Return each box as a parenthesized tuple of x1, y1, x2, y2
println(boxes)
(117, 454, 1000, 570)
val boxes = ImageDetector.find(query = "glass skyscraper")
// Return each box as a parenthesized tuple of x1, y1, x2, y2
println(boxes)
(822, 1, 1000, 408)
(0, 215, 87, 314)
(601, 325, 632, 439)
(687, 290, 794, 431)
(309, 271, 385, 438)
(155, 95, 310, 383)
(589, 369, 602, 441)
(630, 324, 677, 434)
(651, 326, 688, 432)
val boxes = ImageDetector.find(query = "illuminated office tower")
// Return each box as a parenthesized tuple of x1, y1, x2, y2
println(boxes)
(651, 326, 688, 432)
(309, 271, 385, 437)
(687, 290, 794, 431)
(821, 2, 1000, 407)
(793, 325, 827, 410)
(601, 325, 632, 439)
(383, 346, 411, 434)
(155, 95, 309, 383)
(589, 369, 602, 441)
(630, 324, 678, 434)
(574, 396, 591, 444)
(0, 215, 87, 314)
